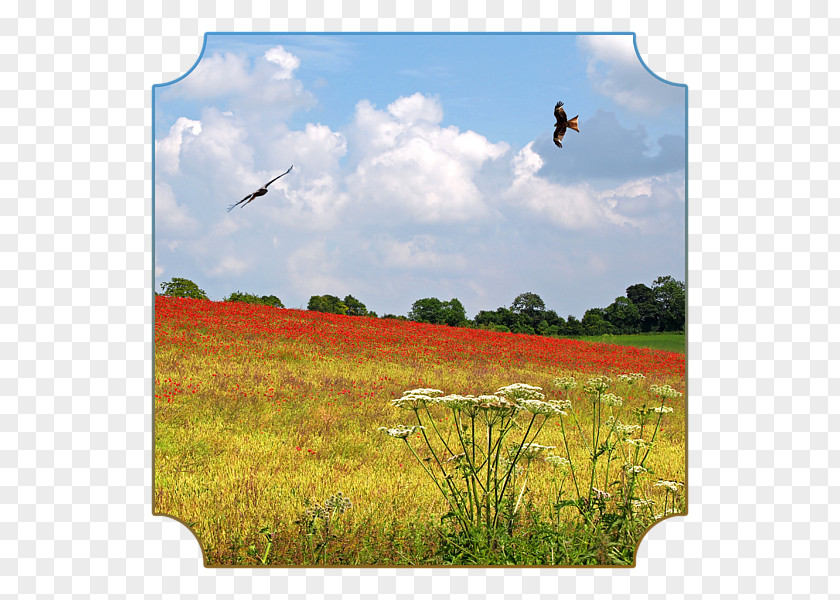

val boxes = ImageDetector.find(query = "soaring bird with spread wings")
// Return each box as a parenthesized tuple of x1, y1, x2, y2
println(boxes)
(553, 101, 579, 148)
(227, 165, 293, 212)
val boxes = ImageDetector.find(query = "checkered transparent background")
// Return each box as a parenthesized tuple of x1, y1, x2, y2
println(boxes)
(1, 1, 837, 598)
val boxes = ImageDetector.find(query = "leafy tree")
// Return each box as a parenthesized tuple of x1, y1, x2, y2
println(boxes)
(441, 298, 468, 327)
(408, 297, 445, 324)
(343, 295, 370, 317)
(307, 294, 348, 315)
(159, 277, 208, 300)
(582, 308, 614, 336)
(652, 276, 686, 332)
(474, 307, 515, 330)
(604, 296, 641, 334)
(625, 283, 659, 332)
(564, 315, 583, 336)
(381, 313, 408, 321)
(224, 291, 285, 308)
(511, 292, 547, 330)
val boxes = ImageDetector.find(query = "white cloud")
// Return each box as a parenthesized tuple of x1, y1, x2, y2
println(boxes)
(504, 142, 638, 229)
(345, 93, 509, 224)
(263, 46, 301, 80)
(578, 35, 682, 115)
(375, 235, 467, 273)
(154, 181, 200, 233)
(285, 240, 349, 295)
(164, 46, 316, 115)
(210, 256, 249, 277)
(155, 117, 201, 175)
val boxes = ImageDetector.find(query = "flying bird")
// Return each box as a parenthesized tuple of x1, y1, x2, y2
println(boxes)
(553, 101, 579, 148)
(227, 165, 293, 212)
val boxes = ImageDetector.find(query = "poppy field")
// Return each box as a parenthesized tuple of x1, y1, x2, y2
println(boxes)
(153, 296, 686, 566)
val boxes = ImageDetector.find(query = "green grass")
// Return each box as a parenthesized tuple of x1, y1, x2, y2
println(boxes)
(566, 332, 686, 355)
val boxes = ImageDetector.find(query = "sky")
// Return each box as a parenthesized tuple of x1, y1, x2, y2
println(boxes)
(153, 33, 686, 319)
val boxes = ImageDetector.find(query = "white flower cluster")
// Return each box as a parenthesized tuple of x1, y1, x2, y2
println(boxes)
(390, 388, 444, 409)
(606, 416, 641, 438)
(591, 486, 612, 500)
(496, 383, 545, 401)
(626, 438, 648, 448)
(617, 373, 646, 385)
(378, 424, 426, 439)
(544, 454, 571, 468)
(552, 376, 576, 390)
(517, 397, 567, 416)
(654, 479, 684, 492)
(601, 393, 623, 407)
(323, 491, 353, 514)
(513, 442, 556, 461)
(624, 464, 648, 474)
(652, 405, 674, 413)
(649, 384, 683, 399)
(583, 375, 612, 395)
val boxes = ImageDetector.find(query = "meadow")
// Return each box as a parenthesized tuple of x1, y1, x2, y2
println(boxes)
(154, 296, 686, 566)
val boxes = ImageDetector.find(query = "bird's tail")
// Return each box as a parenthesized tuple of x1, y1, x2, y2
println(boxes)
(567, 116, 579, 132)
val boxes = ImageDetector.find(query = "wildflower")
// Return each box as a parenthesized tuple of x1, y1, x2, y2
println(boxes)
(654, 479, 684, 492)
(323, 491, 353, 514)
(632, 498, 656, 510)
(652, 406, 674, 414)
(601, 393, 623, 407)
(583, 375, 611, 395)
(626, 438, 648, 448)
(649, 384, 683, 400)
(378, 424, 426, 439)
(391, 388, 443, 409)
(496, 383, 545, 401)
(624, 464, 648, 474)
(617, 373, 646, 385)
(552, 376, 576, 390)
(591, 487, 611, 500)
(513, 443, 556, 461)
(518, 397, 567, 416)
(552, 398, 572, 411)
(544, 454, 571, 468)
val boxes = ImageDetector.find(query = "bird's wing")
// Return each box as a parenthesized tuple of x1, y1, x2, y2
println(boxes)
(554, 104, 567, 125)
(553, 125, 566, 148)
(263, 164, 294, 188)
(228, 192, 255, 212)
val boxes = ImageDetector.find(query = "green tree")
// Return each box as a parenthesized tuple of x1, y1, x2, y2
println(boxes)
(604, 296, 641, 334)
(625, 283, 659, 332)
(224, 291, 285, 308)
(582, 308, 614, 335)
(159, 277, 208, 300)
(441, 298, 468, 327)
(652, 276, 686, 332)
(511, 292, 547, 331)
(307, 294, 348, 315)
(564, 315, 583, 336)
(408, 298, 445, 324)
(343, 295, 370, 317)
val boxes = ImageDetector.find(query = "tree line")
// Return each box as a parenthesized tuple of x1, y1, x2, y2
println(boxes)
(156, 275, 685, 336)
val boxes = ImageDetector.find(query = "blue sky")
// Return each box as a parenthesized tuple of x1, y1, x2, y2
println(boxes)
(153, 33, 686, 318)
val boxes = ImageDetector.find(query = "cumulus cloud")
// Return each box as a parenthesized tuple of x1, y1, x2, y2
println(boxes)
(375, 235, 468, 273)
(164, 46, 316, 116)
(154, 181, 200, 233)
(263, 46, 301, 79)
(578, 35, 684, 115)
(210, 256, 250, 277)
(155, 117, 201, 175)
(345, 93, 509, 224)
(531, 110, 684, 185)
(504, 142, 638, 229)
